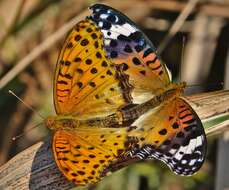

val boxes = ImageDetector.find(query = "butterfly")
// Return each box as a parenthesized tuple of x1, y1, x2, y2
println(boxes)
(46, 4, 207, 186)
(46, 19, 136, 185)
(87, 4, 207, 176)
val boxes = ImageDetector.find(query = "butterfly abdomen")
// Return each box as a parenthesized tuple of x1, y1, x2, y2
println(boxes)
(119, 84, 183, 121)
(92, 83, 185, 127)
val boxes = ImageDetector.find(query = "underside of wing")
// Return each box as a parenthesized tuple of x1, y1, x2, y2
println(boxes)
(54, 19, 131, 118)
(129, 97, 207, 175)
(88, 4, 171, 104)
(52, 127, 130, 185)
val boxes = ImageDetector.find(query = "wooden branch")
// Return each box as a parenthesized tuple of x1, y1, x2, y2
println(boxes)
(0, 137, 74, 190)
(0, 90, 229, 190)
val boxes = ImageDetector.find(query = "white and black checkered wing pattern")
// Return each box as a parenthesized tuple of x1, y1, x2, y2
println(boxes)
(130, 97, 207, 176)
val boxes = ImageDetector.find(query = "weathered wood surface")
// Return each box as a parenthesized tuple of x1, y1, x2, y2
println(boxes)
(0, 90, 229, 190)
(0, 138, 74, 190)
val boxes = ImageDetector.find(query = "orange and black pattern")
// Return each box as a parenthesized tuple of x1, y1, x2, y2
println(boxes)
(126, 97, 207, 176)
(88, 4, 207, 176)
(48, 3, 207, 187)
(89, 4, 171, 104)
(53, 127, 130, 185)
(54, 20, 131, 119)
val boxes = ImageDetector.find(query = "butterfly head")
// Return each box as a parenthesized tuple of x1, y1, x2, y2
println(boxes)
(45, 115, 79, 131)
(45, 116, 56, 130)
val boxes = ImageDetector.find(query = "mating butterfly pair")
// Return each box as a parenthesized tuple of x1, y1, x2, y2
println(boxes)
(45, 4, 207, 186)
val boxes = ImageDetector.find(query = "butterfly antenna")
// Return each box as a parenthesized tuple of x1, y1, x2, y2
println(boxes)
(12, 122, 43, 141)
(8, 90, 45, 120)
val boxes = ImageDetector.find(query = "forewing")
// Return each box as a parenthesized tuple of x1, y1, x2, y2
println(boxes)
(88, 4, 171, 104)
(130, 97, 207, 175)
(53, 127, 129, 185)
(54, 19, 130, 118)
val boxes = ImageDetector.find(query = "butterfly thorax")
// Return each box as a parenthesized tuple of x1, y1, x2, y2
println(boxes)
(114, 82, 186, 123)
(45, 115, 79, 130)
(141, 81, 187, 113)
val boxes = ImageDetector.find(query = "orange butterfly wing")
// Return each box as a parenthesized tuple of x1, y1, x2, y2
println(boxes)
(54, 20, 130, 118)
(53, 127, 129, 185)
(86, 97, 207, 176)
(127, 97, 207, 175)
